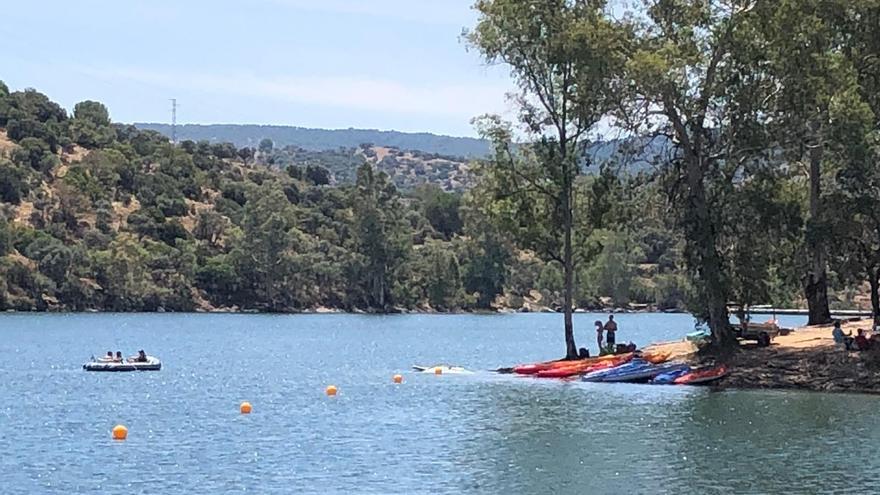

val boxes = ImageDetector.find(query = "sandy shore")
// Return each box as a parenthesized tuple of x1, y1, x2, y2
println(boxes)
(646, 319, 880, 394)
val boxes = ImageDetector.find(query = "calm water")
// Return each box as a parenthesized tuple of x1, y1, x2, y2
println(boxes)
(2, 312, 878, 494)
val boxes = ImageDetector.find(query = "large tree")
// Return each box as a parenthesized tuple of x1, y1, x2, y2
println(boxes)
(615, 0, 774, 346)
(468, 0, 622, 358)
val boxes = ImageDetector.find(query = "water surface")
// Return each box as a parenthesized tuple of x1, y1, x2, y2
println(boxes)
(2, 312, 876, 494)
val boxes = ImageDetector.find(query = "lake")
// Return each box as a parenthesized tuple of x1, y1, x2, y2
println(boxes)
(2, 312, 878, 494)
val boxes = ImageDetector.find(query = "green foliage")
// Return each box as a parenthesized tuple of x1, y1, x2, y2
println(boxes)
(12, 137, 56, 173)
(70, 100, 114, 148)
(0, 217, 10, 256)
(414, 185, 462, 239)
(258, 138, 274, 154)
(0, 159, 31, 204)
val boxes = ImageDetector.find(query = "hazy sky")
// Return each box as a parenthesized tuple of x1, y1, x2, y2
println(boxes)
(1, 0, 515, 137)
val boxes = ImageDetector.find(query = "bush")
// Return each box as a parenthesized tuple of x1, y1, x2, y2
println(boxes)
(0, 160, 29, 204)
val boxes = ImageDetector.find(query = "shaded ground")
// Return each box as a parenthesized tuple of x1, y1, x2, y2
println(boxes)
(724, 319, 880, 394)
(648, 319, 880, 394)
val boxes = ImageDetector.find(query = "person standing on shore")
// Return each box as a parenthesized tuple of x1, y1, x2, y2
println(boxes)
(604, 315, 618, 350)
(594, 320, 604, 351)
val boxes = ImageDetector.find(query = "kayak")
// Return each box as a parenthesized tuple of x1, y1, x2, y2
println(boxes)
(674, 365, 728, 385)
(535, 354, 634, 379)
(582, 359, 649, 382)
(513, 354, 621, 375)
(83, 356, 161, 372)
(650, 366, 691, 384)
(412, 365, 473, 374)
(601, 362, 689, 383)
(641, 350, 671, 364)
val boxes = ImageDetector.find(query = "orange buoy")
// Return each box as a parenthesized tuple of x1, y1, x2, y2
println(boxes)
(112, 424, 128, 440)
(393, 374, 403, 384)
(240, 401, 252, 414)
(434, 367, 443, 375)
(326, 385, 338, 396)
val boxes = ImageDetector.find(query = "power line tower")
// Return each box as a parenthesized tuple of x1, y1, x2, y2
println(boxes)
(170, 98, 178, 144)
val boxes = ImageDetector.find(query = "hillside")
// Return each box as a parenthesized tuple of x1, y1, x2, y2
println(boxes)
(135, 123, 493, 158)
(266, 144, 472, 192)
(0, 83, 584, 314)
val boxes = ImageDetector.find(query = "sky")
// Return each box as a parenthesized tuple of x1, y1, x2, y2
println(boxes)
(0, 0, 516, 137)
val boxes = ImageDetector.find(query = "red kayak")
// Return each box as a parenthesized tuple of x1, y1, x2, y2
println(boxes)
(514, 361, 566, 375)
(674, 365, 728, 385)
(534, 354, 634, 379)
(514, 354, 624, 375)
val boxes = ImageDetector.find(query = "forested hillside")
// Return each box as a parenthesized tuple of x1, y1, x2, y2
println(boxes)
(1, 81, 873, 316)
(135, 123, 492, 158)
(0, 82, 702, 313)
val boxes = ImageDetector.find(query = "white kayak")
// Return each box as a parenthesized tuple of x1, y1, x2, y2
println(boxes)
(412, 365, 473, 374)
(83, 356, 161, 372)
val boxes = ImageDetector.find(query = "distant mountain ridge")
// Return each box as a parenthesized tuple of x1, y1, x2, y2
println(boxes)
(135, 123, 493, 158)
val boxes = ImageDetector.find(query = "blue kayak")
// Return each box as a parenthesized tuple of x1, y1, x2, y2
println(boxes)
(601, 362, 690, 383)
(582, 359, 649, 382)
(650, 365, 692, 384)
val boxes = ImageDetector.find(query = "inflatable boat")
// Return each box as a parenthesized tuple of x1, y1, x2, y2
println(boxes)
(83, 356, 161, 372)
(412, 365, 473, 374)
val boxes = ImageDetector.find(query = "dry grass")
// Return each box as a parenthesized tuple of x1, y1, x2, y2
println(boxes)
(0, 129, 17, 156)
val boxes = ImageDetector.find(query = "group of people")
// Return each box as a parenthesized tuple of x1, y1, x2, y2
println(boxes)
(98, 350, 148, 363)
(832, 321, 879, 351)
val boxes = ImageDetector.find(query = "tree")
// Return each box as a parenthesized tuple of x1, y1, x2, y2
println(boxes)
(350, 163, 410, 310)
(421, 241, 465, 310)
(468, 0, 621, 358)
(756, 0, 847, 325)
(73, 100, 110, 126)
(237, 147, 255, 165)
(415, 185, 462, 239)
(12, 137, 57, 174)
(194, 210, 230, 248)
(0, 159, 30, 204)
(829, 84, 880, 322)
(0, 217, 11, 256)
(70, 100, 114, 148)
(258, 138, 274, 154)
(306, 165, 331, 186)
(615, 0, 776, 346)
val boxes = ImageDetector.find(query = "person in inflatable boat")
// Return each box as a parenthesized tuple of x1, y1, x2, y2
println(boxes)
(128, 350, 148, 363)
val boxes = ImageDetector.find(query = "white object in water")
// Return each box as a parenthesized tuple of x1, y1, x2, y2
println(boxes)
(83, 356, 162, 372)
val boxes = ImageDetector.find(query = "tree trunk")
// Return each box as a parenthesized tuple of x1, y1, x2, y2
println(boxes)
(563, 191, 577, 359)
(684, 152, 732, 347)
(805, 140, 832, 325)
(870, 267, 880, 327)
(562, 157, 578, 360)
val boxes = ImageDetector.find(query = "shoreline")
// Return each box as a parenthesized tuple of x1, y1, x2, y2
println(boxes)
(645, 318, 880, 395)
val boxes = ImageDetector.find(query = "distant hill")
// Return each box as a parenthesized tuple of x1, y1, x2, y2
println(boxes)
(134, 123, 493, 158)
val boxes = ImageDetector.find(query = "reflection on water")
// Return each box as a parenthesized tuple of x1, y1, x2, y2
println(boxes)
(1, 313, 877, 494)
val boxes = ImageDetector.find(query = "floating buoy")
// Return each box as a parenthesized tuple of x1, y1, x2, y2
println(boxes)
(393, 374, 403, 384)
(112, 424, 128, 440)
(240, 401, 252, 414)
(326, 385, 338, 396)
(434, 367, 443, 375)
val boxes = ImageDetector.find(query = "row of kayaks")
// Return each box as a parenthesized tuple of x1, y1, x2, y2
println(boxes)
(513, 354, 728, 385)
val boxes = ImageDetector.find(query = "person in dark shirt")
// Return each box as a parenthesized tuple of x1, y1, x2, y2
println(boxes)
(854, 329, 871, 351)
(604, 315, 618, 348)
